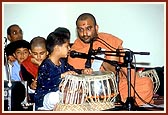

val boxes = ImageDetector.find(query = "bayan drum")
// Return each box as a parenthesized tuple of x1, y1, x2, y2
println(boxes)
(138, 69, 160, 94)
(56, 71, 118, 111)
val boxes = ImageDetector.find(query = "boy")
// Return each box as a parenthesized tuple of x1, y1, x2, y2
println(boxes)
(5, 39, 30, 111)
(4, 24, 23, 81)
(10, 40, 30, 81)
(34, 28, 92, 111)
(20, 36, 48, 103)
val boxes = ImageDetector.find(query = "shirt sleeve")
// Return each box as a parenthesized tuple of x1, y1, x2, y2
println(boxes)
(11, 61, 22, 81)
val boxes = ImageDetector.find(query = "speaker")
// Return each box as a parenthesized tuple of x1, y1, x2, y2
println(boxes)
(4, 80, 27, 111)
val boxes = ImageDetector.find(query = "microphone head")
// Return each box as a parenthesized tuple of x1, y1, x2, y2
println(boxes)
(70, 50, 88, 59)
(70, 50, 77, 58)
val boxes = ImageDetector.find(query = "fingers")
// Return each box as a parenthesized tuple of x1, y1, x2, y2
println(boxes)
(61, 71, 78, 78)
(32, 78, 37, 82)
(30, 79, 37, 90)
(82, 68, 93, 74)
(30, 83, 37, 90)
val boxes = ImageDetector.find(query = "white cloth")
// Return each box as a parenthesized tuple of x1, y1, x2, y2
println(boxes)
(37, 91, 60, 110)
(3, 63, 12, 81)
(91, 49, 105, 71)
(11, 60, 21, 81)
(28, 86, 35, 93)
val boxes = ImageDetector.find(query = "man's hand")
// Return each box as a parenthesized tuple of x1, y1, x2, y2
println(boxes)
(82, 68, 93, 74)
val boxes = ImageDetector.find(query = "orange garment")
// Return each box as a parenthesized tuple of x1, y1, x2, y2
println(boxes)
(68, 32, 123, 69)
(68, 32, 154, 105)
(119, 68, 154, 105)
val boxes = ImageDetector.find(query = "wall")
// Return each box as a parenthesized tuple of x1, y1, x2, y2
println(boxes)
(2, 2, 166, 67)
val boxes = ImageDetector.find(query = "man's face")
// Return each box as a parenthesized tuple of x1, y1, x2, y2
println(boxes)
(77, 18, 98, 43)
(8, 26, 23, 42)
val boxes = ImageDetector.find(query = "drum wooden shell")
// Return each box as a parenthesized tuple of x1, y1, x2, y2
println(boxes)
(85, 71, 118, 103)
(56, 71, 118, 111)
(59, 75, 88, 104)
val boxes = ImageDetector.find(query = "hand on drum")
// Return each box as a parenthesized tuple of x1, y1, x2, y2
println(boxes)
(61, 71, 78, 78)
(82, 68, 93, 74)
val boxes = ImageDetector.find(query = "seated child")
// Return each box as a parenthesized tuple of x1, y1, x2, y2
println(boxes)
(20, 36, 48, 103)
(34, 28, 92, 111)
(5, 39, 30, 111)
(9, 40, 30, 81)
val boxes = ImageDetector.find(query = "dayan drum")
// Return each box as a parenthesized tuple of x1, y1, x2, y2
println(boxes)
(59, 74, 88, 104)
(57, 71, 118, 111)
(85, 71, 118, 103)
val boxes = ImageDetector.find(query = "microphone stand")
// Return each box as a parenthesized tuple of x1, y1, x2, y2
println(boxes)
(92, 48, 125, 106)
(85, 40, 93, 68)
(92, 48, 150, 111)
(92, 55, 125, 107)
(123, 51, 138, 111)
(70, 48, 150, 111)
(114, 64, 125, 106)
(4, 37, 12, 111)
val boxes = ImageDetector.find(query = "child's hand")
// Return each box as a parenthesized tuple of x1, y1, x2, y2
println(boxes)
(31, 57, 41, 66)
(82, 68, 93, 74)
(61, 71, 78, 78)
(30, 78, 37, 90)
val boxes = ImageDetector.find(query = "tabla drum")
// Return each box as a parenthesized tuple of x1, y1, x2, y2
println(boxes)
(85, 71, 118, 103)
(56, 71, 118, 111)
(138, 69, 160, 94)
(59, 73, 88, 104)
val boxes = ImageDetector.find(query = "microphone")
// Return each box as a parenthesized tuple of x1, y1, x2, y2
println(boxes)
(70, 50, 88, 58)
(115, 49, 150, 56)
(133, 52, 150, 55)
(85, 40, 93, 68)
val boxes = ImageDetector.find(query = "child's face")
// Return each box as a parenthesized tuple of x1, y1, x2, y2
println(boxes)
(30, 46, 48, 65)
(13, 48, 30, 64)
(59, 42, 70, 58)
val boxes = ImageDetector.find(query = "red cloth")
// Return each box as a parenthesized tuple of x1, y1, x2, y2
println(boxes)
(21, 56, 38, 78)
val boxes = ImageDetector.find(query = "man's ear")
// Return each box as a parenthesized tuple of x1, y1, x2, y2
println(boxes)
(95, 24, 99, 33)
(55, 45, 59, 50)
